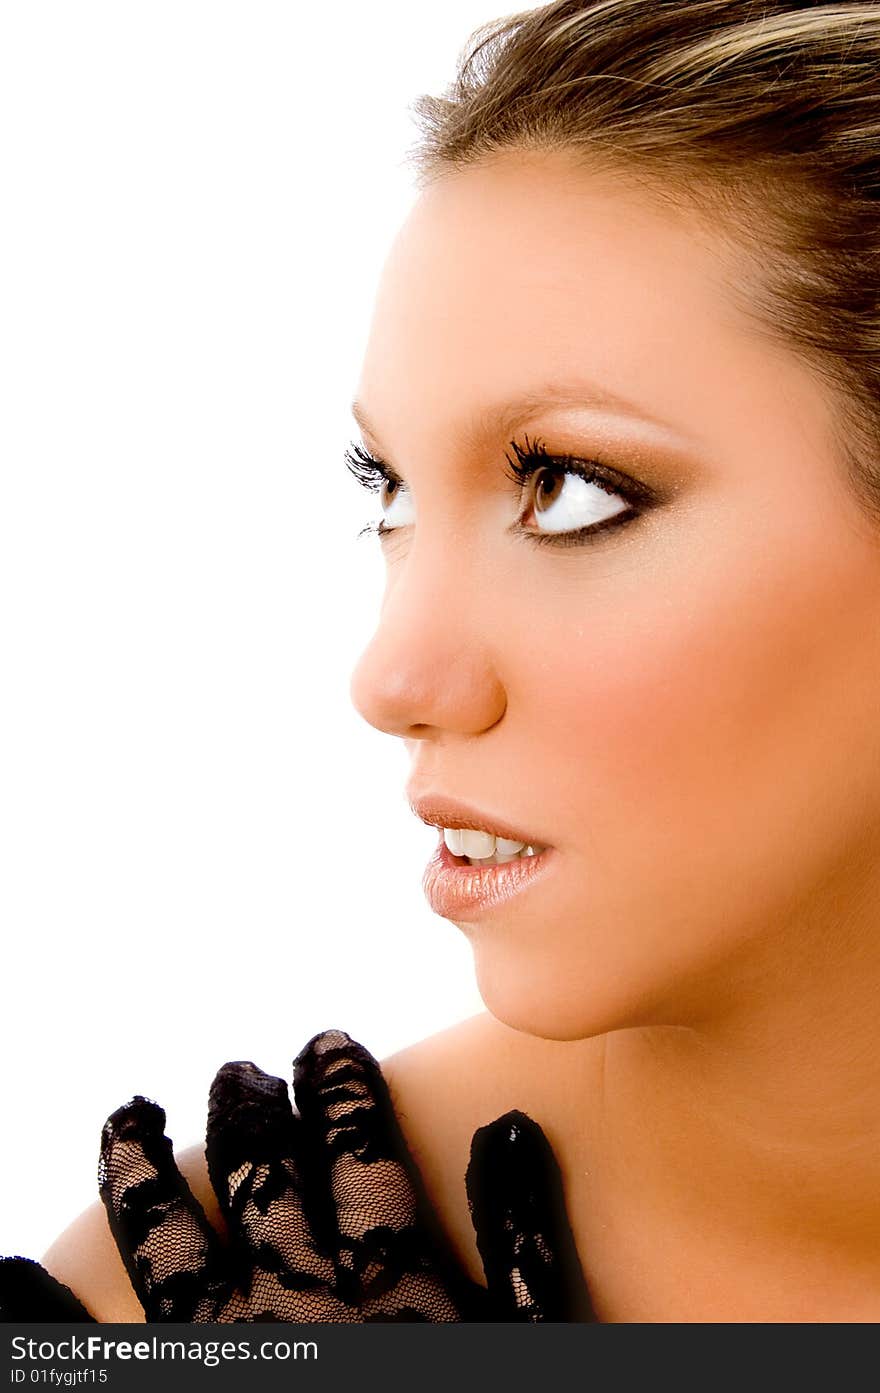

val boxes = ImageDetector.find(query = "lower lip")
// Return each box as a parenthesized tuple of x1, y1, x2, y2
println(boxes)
(422, 834, 557, 922)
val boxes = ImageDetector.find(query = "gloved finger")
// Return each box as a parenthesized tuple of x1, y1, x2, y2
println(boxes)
(465, 1109, 597, 1322)
(292, 1029, 459, 1308)
(0, 1256, 97, 1322)
(292, 1030, 419, 1246)
(205, 1057, 336, 1293)
(206, 1060, 302, 1224)
(99, 1095, 232, 1321)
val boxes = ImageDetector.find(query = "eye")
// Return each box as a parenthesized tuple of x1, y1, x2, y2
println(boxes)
(343, 442, 414, 538)
(502, 433, 650, 548)
(343, 434, 653, 548)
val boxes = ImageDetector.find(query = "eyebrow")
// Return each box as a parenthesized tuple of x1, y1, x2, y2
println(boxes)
(350, 379, 692, 453)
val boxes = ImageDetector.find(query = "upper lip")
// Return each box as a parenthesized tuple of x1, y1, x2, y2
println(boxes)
(406, 791, 553, 848)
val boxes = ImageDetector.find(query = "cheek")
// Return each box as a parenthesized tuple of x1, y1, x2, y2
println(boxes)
(473, 537, 874, 1039)
(516, 513, 880, 951)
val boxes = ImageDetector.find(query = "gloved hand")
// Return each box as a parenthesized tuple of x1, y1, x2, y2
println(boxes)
(0, 1028, 596, 1323)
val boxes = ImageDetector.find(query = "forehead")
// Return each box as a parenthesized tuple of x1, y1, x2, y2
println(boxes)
(355, 151, 826, 465)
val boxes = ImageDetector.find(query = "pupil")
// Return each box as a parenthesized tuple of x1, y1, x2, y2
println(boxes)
(536, 467, 561, 509)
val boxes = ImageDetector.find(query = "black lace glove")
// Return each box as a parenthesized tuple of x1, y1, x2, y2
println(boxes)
(1, 1028, 595, 1323)
(0, 1258, 96, 1321)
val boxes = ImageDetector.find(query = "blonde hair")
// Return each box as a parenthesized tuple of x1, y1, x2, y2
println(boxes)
(405, 1, 880, 522)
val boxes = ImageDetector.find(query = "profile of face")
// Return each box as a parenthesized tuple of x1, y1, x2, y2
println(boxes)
(348, 149, 880, 1042)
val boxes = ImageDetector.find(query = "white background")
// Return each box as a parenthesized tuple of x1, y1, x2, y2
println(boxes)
(0, 0, 507, 1260)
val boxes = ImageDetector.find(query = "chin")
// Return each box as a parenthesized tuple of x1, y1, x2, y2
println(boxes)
(470, 950, 647, 1042)
(469, 930, 714, 1041)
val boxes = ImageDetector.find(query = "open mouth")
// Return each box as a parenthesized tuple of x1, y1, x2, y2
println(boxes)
(438, 833, 552, 872)
(424, 834, 557, 921)
(438, 825, 549, 868)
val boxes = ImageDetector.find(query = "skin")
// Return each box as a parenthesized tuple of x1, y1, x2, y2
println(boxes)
(346, 148, 880, 1316)
(44, 148, 880, 1321)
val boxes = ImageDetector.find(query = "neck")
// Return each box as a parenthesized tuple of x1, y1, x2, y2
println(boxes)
(588, 851, 880, 1307)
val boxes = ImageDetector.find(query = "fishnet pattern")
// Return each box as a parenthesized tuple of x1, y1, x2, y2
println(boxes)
(0, 1028, 596, 1323)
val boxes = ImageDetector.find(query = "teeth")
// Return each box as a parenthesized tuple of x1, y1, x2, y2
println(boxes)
(443, 828, 465, 856)
(459, 829, 496, 859)
(443, 827, 525, 857)
(441, 826, 545, 864)
(496, 835, 528, 855)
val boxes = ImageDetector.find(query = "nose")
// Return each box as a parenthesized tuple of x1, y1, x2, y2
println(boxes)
(348, 543, 508, 741)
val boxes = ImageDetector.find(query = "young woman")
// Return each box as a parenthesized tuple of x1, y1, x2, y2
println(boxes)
(5, 0, 880, 1322)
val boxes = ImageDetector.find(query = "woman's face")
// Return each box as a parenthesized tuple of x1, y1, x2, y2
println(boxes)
(348, 149, 880, 1041)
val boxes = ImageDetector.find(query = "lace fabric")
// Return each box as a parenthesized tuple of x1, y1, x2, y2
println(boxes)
(0, 1028, 596, 1323)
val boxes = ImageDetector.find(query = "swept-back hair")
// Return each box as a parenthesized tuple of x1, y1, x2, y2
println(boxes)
(406, 1, 880, 521)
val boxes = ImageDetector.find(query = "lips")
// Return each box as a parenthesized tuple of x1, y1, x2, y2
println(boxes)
(422, 834, 557, 921)
(407, 790, 553, 850)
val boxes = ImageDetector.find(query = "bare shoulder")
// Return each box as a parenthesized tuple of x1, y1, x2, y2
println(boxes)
(381, 1006, 602, 1138)
(40, 1145, 225, 1323)
(380, 1010, 603, 1286)
(40, 1014, 600, 1319)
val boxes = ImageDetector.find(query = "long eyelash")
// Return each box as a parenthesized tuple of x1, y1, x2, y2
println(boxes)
(502, 431, 645, 500)
(502, 432, 556, 489)
(343, 441, 400, 492)
(344, 442, 402, 541)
